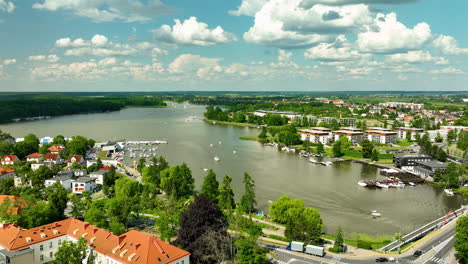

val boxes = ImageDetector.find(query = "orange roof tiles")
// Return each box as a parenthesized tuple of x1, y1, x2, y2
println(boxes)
(0, 195, 26, 215)
(44, 153, 59, 161)
(67, 155, 83, 163)
(1, 155, 18, 162)
(25, 153, 44, 158)
(0, 218, 190, 264)
(0, 166, 15, 175)
(47, 145, 65, 153)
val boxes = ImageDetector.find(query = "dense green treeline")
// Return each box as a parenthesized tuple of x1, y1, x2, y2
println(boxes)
(0, 95, 166, 123)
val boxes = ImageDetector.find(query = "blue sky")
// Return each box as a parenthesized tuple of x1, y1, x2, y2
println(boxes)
(0, 0, 467, 91)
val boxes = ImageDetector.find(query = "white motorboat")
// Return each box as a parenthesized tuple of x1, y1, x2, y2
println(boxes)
(376, 183, 389, 189)
(203, 168, 209, 172)
(210, 143, 214, 147)
(444, 189, 454, 196)
(214, 156, 220, 162)
(233, 150, 237, 154)
(320, 161, 333, 166)
(309, 158, 318, 164)
(358, 181, 367, 187)
(408, 182, 416, 186)
(218, 141, 222, 144)
(371, 210, 382, 217)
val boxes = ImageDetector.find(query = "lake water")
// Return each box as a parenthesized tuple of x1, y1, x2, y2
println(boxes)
(1, 103, 466, 235)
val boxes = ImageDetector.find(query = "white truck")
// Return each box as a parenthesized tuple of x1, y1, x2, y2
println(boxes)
(288, 241, 304, 252)
(305, 244, 325, 257)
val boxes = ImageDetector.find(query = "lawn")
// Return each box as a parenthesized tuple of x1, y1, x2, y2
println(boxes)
(394, 139, 413, 147)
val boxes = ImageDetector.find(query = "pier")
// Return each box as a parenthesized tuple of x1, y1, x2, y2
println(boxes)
(123, 140, 168, 145)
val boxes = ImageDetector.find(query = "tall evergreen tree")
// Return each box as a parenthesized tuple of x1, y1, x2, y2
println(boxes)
(201, 169, 220, 203)
(47, 182, 68, 222)
(218, 175, 236, 210)
(240, 173, 257, 216)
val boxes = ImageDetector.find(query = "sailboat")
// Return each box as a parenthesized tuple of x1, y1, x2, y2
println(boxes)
(214, 156, 220, 162)
(371, 210, 382, 218)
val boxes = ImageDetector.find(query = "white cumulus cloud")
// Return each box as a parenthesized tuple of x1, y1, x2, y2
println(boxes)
(32, 0, 172, 23)
(430, 67, 464, 75)
(304, 35, 366, 61)
(55, 34, 167, 58)
(28, 54, 60, 63)
(433, 35, 468, 56)
(0, 0, 14, 13)
(153, 17, 237, 46)
(386, 50, 447, 64)
(357, 13, 432, 54)
(168, 54, 222, 75)
(229, 0, 268, 16)
(3, 58, 16, 65)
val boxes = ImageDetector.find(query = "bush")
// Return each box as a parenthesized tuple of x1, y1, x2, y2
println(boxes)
(357, 240, 372, 250)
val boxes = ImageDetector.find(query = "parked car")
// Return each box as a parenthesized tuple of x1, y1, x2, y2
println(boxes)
(375, 257, 389, 262)
(413, 250, 423, 257)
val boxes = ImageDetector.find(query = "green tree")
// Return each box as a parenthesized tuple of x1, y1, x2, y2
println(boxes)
(24, 134, 40, 146)
(455, 215, 468, 263)
(66, 136, 95, 156)
(447, 129, 458, 145)
(201, 169, 219, 203)
(53, 237, 88, 264)
(458, 130, 468, 150)
(405, 130, 412, 142)
(235, 236, 269, 264)
(371, 149, 379, 162)
(258, 126, 267, 139)
(443, 163, 462, 188)
(53, 135, 66, 145)
(141, 156, 169, 188)
(435, 132, 443, 143)
(47, 182, 68, 222)
(18, 201, 51, 228)
(176, 194, 228, 264)
(70, 161, 84, 169)
(333, 226, 345, 253)
(0, 141, 13, 156)
(463, 148, 468, 169)
(31, 165, 54, 187)
(70, 193, 91, 220)
(278, 131, 301, 146)
(394, 233, 404, 254)
(316, 142, 324, 154)
(269, 195, 304, 224)
(285, 207, 323, 242)
(160, 163, 194, 200)
(240, 173, 257, 216)
(84, 200, 108, 229)
(332, 140, 343, 157)
(13, 140, 38, 159)
(361, 139, 373, 159)
(330, 119, 340, 130)
(218, 175, 236, 211)
(339, 135, 352, 152)
(108, 217, 126, 235)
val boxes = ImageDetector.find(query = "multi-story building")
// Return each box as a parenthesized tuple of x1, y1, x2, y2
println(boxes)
(71, 177, 97, 194)
(366, 130, 398, 144)
(0, 218, 190, 264)
(253, 110, 302, 121)
(393, 155, 432, 170)
(379, 102, 424, 110)
(413, 161, 447, 179)
(339, 118, 356, 127)
(45, 175, 73, 190)
(299, 127, 332, 144)
(333, 130, 364, 145)
(26, 153, 44, 163)
(396, 127, 424, 140)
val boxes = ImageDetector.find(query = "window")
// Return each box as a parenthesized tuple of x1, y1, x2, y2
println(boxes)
(40, 255, 44, 262)
(49, 252, 53, 258)
(49, 241, 53, 248)
(58, 239, 61, 245)
(40, 245, 43, 251)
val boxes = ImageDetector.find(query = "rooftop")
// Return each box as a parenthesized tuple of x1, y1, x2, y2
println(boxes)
(75, 177, 96, 183)
(415, 160, 448, 169)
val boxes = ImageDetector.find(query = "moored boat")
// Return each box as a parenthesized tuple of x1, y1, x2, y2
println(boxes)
(358, 181, 367, 187)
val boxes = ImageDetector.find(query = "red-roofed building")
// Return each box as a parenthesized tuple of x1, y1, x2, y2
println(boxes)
(99, 165, 111, 171)
(0, 218, 190, 264)
(66, 155, 83, 167)
(26, 153, 44, 163)
(47, 145, 65, 154)
(1, 155, 19, 165)
(0, 195, 26, 215)
(0, 166, 16, 182)
(43, 153, 63, 165)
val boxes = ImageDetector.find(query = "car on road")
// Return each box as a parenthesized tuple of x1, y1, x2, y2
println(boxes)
(375, 257, 389, 262)
(413, 250, 423, 257)
(266, 245, 279, 250)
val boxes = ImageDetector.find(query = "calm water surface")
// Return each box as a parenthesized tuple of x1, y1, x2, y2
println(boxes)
(1, 103, 466, 235)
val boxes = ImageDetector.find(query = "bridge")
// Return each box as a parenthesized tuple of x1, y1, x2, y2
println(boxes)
(379, 206, 467, 252)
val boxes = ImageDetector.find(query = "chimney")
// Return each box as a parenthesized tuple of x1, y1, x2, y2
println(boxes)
(118, 235, 126, 245)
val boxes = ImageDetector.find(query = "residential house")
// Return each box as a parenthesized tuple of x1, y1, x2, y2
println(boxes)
(31, 163, 46, 171)
(0, 195, 25, 216)
(366, 128, 397, 144)
(39, 137, 53, 146)
(47, 145, 65, 154)
(43, 153, 63, 165)
(63, 169, 87, 178)
(26, 153, 44, 163)
(1, 155, 19, 165)
(45, 175, 73, 190)
(89, 170, 108, 185)
(0, 167, 15, 182)
(13, 175, 32, 188)
(0, 218, 190, 264)
(66, 155, 84, 167)
(299, 127, 332, 144)
(71, 177, 97, 194)
(339, 118, 356, 127)
(333, 130, 364, 145)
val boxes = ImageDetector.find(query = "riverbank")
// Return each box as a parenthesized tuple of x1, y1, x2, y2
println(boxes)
(203, 119, 255, 127)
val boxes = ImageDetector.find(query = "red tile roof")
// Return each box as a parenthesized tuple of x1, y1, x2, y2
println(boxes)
(1, 155, 18, 162)
(25, 153, 44, 158)
(67, 155, 83, 163)
(47, 145, 65, 153)
(44, 153, 59, 161)
(99, 165, 111, 171)
(0, 166, 14, 174)
(0, 218, 190, 264)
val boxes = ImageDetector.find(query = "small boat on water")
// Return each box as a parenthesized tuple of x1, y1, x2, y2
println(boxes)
(268, 200, 273, 204)
(218, 141, 222, 144)
(309, 158, 319, 164)
(444, 189, 454, 196)
(371, 210, 382, 218)
(358, 181, 367, 187)
(203, 168, 209, 172)
(210, 144, 214, 147)
(408, 182, 416, 186)
(214, 156, 220, 162)
(233, 150, 237, 154)
(320, 161, 333, 166)
(376, 183, 389, 189)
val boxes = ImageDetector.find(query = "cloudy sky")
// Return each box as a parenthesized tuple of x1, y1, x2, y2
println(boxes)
(0, 0, 467, 91)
